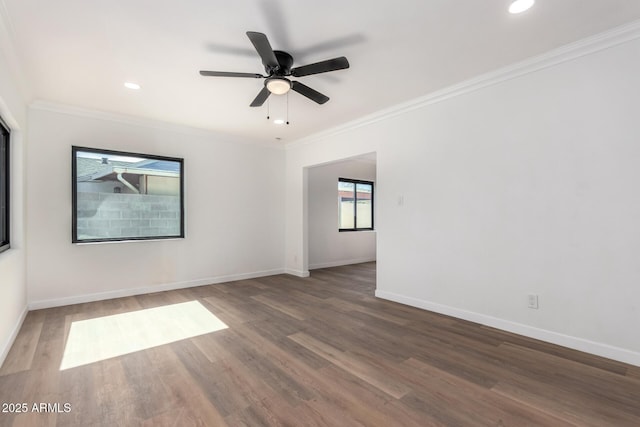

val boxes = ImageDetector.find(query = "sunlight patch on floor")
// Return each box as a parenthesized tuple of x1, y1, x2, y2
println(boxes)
(60, 300, 228, 370)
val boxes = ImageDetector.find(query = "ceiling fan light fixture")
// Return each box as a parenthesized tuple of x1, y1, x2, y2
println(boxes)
(273, 119, 285, 125)
(124, 82, 141, 90)
(266, 77, 291, 95)
(200, 32, 346, 106)
(509, 0, 535, 14)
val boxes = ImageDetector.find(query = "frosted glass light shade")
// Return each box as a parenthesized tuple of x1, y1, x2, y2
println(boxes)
(266, 78, 291, 95)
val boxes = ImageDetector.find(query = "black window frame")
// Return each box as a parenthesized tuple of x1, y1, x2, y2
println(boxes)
(0, 116, 9, 254)
(338, 177, 374, 232)
(72, 146, 185, 244)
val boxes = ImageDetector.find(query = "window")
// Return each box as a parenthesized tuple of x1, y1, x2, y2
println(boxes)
(338, 178, 374, 231)
(0, 116, 9, 254)
(72, 146, 184, 243)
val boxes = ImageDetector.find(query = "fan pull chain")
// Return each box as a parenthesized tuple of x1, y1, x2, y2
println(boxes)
(266, 98, 270, 120)
(286, 92, 290, 125)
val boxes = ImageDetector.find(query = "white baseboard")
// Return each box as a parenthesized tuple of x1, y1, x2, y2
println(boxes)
(28, 268, 286, 310)
(375, 290, 640, 368)
(0, 305, 28, 369)
(309, 257, 376, 270)
(285, 268, 310, 278)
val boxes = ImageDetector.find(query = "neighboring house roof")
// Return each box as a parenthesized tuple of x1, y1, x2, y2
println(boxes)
(76, 158, 137, 178)
(136, 159, 181, 173)
(76, 157, 180, 182)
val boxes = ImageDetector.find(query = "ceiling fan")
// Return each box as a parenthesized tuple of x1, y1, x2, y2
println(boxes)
(200, 31, 349, 107)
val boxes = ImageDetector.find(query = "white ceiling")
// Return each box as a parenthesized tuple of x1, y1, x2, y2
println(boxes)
(2, 1, 640, 145)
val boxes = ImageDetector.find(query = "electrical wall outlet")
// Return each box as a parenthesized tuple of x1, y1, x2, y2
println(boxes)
(527, 294, 539, 309)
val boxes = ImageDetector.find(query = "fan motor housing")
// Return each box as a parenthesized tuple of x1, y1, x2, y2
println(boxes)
(269, 50, 294, 76)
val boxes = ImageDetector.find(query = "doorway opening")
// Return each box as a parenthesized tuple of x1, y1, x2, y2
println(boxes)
(305, 152, 377, 278)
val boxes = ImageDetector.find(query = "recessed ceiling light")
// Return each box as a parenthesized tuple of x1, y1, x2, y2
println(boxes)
(273, 119, 285, 125)
(509, 0, 535, 14)
(124, 82, 141, 90)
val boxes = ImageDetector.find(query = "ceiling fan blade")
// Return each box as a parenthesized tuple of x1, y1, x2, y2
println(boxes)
(200, 70, 264, 78)
(246, 31, 279, 69)
(291, 56, 349, 77)
(291, 81, 329, 104)
(250, 86, 271, 107)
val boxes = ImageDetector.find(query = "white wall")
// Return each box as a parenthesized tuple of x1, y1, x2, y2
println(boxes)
(285, 31, 640, 366)
(308, 157, 376, 269)
(26, 105, 285, 307)
(0, 15, 28, 365)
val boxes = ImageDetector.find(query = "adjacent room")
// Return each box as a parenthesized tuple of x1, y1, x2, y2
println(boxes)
(1, 0, 640, 425)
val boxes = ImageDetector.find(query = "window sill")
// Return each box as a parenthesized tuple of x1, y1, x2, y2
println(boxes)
(74, 237, 184, 245)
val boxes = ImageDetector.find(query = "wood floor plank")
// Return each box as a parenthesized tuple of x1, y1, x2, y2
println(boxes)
(174, 343, 252, 418)
(189, 334, 226, 364)
(224, 340, 316, 407)
(308, 364, 442, 427)
(122, 351, 178, 421)
(250, 294, 307, 321)
(10, 325, 64, 427)
(0, 315, 43, 376)
(300, 313, 412, 364)
(323, 296, 410, 325)
(0, 371, 28, 426)
(244, 320, 330, 370)
(491, 380, 637, 427)
(91, 357, 142, 427)
(482, 324, 631, 375)
(628, 365, 640, 379)
(240, 330, 388, 425)
(228, 322, 433, 426)
(497, 342, 640, 413)
(1, 262, 639, 426)
(184, 329, 306, 427)
(404, 357, 576, 427)
(56, 364, 102, 427)
(201, 295, 265, 326)
(145, 344, 228, 427)
(400, 332, 504, 389)
(287, 332, 411, 399)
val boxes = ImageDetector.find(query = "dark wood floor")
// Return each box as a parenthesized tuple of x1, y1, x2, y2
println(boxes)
(1, 262, 639, 426)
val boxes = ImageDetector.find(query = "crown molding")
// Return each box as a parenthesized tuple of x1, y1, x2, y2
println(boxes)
(29, 100, 284, 150)
(287, 19, 640, 150)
